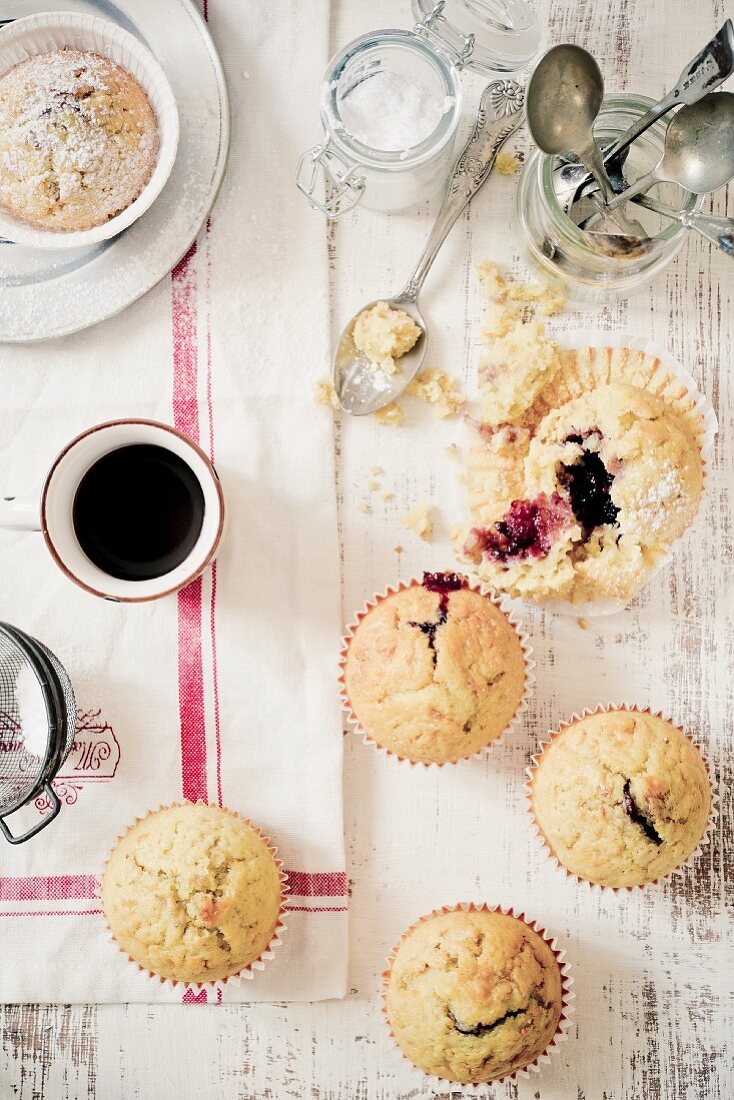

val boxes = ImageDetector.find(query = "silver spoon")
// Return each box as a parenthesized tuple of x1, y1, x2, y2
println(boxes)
(333, 79, 525, 416)
(554, 19, 734, 209)
(526, 44, 643, 234)
(604, 91, 734, 210)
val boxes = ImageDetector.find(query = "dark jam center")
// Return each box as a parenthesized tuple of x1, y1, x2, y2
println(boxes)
(622, 780, 663, 846)
(559, 448, 619, 534)
(421, 571, 467, 614)
(449, 1007, 527, 1037)
(408, 572, 467, 661)
(470, 492, 571, 564)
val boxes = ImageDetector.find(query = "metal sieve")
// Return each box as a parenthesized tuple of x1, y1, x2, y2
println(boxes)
(0, 622, 76, 844)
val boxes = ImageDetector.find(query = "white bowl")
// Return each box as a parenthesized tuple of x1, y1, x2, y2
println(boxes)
(0, 11, 179, 250)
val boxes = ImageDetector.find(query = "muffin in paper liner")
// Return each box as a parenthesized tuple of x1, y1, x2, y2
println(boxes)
(101, 801, 288, 990)
(522, 343, 707, 445)
(526, 704, 717, 892)
(381, 902, 575, 1086)
(463, 333, 716, 617)
(0, 11, 179, 249)
(339, 573, 535, 767)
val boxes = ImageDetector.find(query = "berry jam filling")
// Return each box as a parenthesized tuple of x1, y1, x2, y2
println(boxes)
(449, 1007, 526, 1037)
(622, 780, 663, 846)
(408, 573, 466, 662)
(467, 492, 573, 564)
(559, 448, 620, 534)
(421, 571, 467, 613)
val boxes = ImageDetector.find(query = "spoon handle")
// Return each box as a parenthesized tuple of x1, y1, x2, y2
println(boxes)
(635, 194, 734, 255)
(606, 167, 659, 210)
(401, 80, 525, 300)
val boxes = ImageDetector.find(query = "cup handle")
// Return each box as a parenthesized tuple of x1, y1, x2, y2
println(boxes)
(0, 495, 40, 531)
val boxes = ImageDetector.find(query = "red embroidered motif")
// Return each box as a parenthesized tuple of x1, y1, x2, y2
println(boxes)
(35, 708, 120, 814)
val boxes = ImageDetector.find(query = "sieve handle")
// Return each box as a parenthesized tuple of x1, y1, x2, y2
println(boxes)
(0, 784, 61, 844)
(0, 495, 40, 531)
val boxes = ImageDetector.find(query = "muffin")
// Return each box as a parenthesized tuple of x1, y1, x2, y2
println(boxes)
(384, 906, 566, 1084)
(529, 707, 712, 888)
(463, 378, 704, 605)
(0, 48, 158, 231)
(102, 803, 285, 984)
(342, 572, 528, 765)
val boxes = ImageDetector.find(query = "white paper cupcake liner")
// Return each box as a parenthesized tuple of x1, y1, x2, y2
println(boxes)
(541, 331, 718, 617)
(339, 573, 535, 768)
(526, 703, 718, 893)
(381, 902, 575, 1087)
(102, 801, 288, 991)
(0, 12, 179, 249)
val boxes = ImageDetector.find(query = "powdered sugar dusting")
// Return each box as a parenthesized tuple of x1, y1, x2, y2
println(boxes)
(0, 48, 158, 230)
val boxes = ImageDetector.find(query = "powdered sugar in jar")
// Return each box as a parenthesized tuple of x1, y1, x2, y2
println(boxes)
(297, 0, 539, 218)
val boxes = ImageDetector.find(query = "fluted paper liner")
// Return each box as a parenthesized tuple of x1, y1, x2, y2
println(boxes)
(101, 801, 288, 991)
(0, 11, 179, 249)
(526, 704, 717, 892)
(339, 574, 535, 767)
(470, 331, 716, 617)
(381, 902, 575, 1086)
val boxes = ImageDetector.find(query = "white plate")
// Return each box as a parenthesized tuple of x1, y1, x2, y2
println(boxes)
(0, 0, 229, 341)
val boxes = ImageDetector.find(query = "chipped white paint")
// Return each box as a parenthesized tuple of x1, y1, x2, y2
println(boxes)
(1, 0, 732, 1096)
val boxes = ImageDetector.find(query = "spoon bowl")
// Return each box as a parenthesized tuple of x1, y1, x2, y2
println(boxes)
(661, 91, 734, 193)
(527, 44, 605, 157)
(606, 91, 734, 209)
(334, 296, 427, 416)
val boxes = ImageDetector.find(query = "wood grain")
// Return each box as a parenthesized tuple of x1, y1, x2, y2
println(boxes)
(1, 0, 732, 1096)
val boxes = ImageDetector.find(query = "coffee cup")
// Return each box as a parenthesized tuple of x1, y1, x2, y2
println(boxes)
(0, 419, 225, 602)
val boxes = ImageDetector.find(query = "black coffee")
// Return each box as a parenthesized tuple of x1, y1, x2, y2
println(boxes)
(73, 444, 206, 581)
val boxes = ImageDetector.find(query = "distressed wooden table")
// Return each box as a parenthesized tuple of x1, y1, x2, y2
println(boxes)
(2, 0, 732, 1096)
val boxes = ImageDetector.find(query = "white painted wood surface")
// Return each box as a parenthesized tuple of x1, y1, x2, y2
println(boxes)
(2, 0, 732, 1095)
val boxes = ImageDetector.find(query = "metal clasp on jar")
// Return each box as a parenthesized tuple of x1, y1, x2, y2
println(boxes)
(413, 1, 476, 70)
(296, 141, 365, 219)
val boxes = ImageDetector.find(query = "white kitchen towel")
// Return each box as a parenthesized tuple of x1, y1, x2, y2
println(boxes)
(0, 0, 348, 1003)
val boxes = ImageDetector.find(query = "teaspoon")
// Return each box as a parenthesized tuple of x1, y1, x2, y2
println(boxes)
(333, 79, 525, 416)
(604, 92, 734, 210)
(526, 44, 644, 234)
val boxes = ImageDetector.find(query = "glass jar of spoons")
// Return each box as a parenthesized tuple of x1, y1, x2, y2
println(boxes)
(518, 22, 734, 302)
(296, 0, 539, 218)
(517, 94, 704, 303)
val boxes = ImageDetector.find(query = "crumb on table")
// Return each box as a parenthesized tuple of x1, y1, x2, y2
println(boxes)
(313, 377, 340, 409)
(373, 402, 405, 426)
(400, 505, 434, 542)
(495, 151, 519, 175)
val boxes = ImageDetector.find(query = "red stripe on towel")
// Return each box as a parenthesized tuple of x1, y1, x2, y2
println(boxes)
(286, 871, 348, 897)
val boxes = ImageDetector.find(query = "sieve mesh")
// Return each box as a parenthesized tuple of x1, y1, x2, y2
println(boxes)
(0, 624, 76, 832)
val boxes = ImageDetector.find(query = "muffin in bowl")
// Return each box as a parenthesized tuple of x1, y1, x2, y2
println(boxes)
(0, 48, 158, 232)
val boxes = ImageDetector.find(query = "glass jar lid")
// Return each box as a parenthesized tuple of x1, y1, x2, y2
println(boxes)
(412, 0, 540, 73)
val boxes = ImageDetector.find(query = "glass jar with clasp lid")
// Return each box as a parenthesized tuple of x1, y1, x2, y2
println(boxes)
(297, 0, 539, 218)
(516, 94, 705, 303)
